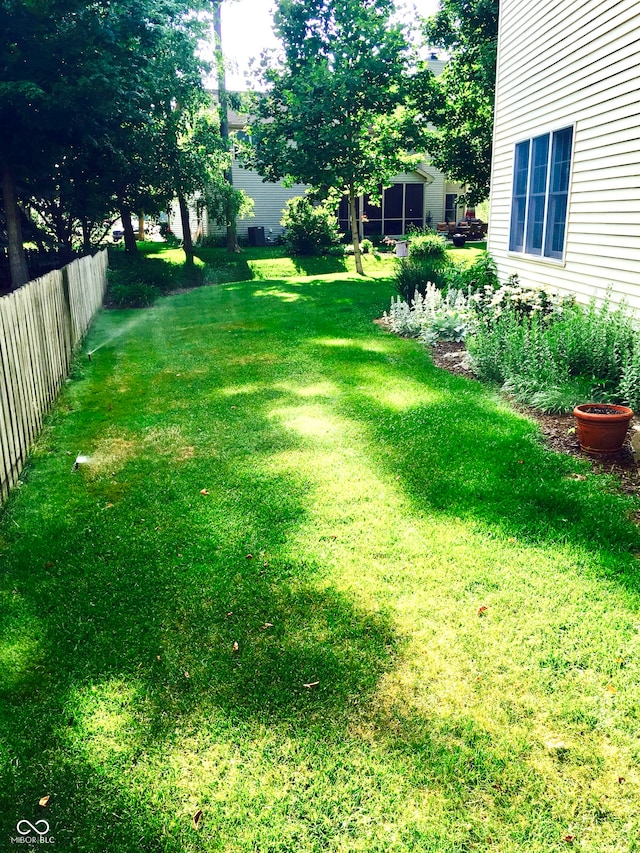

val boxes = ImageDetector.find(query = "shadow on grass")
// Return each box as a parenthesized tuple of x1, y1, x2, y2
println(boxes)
(0, 375, 398, 849)
(290, 255, 348, 277)
(299, 332, 640, 566)
(2, 272, 640, 849)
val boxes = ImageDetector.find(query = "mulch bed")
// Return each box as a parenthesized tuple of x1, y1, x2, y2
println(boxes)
(430, 341, 640, 497)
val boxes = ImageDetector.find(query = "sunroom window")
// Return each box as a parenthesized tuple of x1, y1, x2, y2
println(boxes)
(509, 126, 573, 260)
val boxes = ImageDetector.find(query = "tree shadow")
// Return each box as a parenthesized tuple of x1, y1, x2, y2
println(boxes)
(0, 376, 399, 849)
(2, 273, 640, 849)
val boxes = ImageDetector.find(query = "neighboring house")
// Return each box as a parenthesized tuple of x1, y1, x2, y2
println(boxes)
(171, 59, 465, 244)
(488, 0, 640, 309)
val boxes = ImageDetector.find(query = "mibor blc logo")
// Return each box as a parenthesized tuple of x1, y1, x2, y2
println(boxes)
(11, 819, 55, 845)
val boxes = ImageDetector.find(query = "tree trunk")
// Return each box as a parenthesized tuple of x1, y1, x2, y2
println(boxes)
(138, 212, 145, 241)
(178, 191, 194, 265)
(213, 3, 240, 253)
(348, 184, 364, 275)
(120, 205, 138, 253)
(2, 164, 29, 289)
(81, 218, 91, 255)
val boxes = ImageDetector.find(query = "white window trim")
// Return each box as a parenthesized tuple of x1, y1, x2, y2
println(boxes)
(507, 123, 576, 266)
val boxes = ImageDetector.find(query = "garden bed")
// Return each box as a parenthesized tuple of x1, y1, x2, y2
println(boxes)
(431, 341, 640, 496)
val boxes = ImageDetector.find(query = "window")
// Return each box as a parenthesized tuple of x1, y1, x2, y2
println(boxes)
(349, 183, 425, 236)
(445, 193, 459, 223)
(509, 126, 573, 260)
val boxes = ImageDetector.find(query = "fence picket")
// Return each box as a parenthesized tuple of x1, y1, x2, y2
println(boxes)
(0, 250, 108, 503)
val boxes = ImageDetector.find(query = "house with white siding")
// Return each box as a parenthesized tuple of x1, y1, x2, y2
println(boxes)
(171, 59, 465, 245)
(487, 0, 640, 309)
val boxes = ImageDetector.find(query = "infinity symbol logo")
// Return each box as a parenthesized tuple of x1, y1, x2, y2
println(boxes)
(16, 820, 50, 836)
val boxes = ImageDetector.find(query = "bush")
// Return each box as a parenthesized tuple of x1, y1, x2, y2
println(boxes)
(383, 285, 469, 345)
(466, 289, 640, 412)
(444, 252, 499, 294)
(408, 233, 448, 262)
(344, 238, 374, 256)
(392, 233, 451, 300)
(107, 278, 158, 308)
(469, 276, 575, 327)
(107, 251, 203, 308)
(281, 196, 341, 256)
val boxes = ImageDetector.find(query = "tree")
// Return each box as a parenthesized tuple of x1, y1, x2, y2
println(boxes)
(417, 0, 499, 205)
(248, 0, 418, 275)
(212, 1, 241, 252)
(0, 0, 216, 285)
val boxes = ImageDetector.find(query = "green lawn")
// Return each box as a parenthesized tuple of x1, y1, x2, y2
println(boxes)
(1, 261, 640, 852)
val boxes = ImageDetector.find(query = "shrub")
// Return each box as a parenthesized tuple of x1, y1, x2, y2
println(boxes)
(107, 278, 158, 308)
(408, 233, 448, 262)
(281, 196, 341, 256)
(391, 232, 451, 300)
(444, 252, 498, 295)
(107, 251, 203, 308)
(469, 276, 575, 327)
(344, 238, 374, 255)
(383, 285, 469, 344)
(466, 288, 639, 412)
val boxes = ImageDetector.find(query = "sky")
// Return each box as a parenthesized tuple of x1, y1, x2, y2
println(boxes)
(219, 0, 441, 90)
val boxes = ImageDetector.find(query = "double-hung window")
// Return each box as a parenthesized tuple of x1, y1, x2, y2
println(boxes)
(509, 126, 573, 260)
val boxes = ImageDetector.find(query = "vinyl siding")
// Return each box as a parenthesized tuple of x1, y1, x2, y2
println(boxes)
(198, 164, 456, 240)
(488, 0, 640, 308)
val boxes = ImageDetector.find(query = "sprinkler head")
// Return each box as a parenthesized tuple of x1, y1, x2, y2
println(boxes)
(87, 352, 92, 362)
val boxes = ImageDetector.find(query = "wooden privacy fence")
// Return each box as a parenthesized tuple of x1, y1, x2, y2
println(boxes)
(0, 250, 108, 502)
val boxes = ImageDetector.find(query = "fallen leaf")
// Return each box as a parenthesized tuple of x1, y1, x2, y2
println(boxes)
(607, 684, 617, 694)
(618, 776, 625, 784)
(192, 809, 203, 830)
(260, 622, 274, 630)
(184, 671, 190, 678)
(303, 681, 320, 689)
(45, 562, 54, 569)
(246, 554, 253, 559)
(478, 605, 488, 616)
(105, 502, 114, 509)
(563, 835, 575, 844)
(200, 488, 210, 496)
(233, 641, 239, 652)
(38, 795, 50, 807)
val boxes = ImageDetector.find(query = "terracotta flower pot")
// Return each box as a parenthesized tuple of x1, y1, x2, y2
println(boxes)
(572, 403, 634, 454)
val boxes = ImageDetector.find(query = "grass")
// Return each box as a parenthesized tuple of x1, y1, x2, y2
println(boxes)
(1, 255, 640, 852)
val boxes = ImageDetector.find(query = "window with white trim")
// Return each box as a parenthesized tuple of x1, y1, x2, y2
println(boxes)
(509, 126, 573, 260)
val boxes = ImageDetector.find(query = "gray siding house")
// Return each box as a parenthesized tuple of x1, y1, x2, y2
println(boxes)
(171, 58, 464, 244)
(488, 0, 640, 309)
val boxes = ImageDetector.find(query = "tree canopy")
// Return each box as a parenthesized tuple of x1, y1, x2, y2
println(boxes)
(417, 0, 499, 205)
(0, 0, 223, 287)
(247, 0, 421, 274)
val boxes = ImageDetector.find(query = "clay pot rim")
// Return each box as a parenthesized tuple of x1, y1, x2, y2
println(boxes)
(573, 403, 634, 422)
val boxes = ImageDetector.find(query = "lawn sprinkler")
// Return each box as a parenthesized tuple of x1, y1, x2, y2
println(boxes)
(87, 351, 92, 362)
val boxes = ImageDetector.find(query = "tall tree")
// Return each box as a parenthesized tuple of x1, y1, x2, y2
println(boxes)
(248, 0, 418, 275)
(417, 0, 499, 205)
(0, 0, 215, 283)
(212, 1, 241, 252)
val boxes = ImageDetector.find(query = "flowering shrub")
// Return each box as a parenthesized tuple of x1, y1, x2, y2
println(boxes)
(382, 285, 469, 344)
(469, 276, 575, 328)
